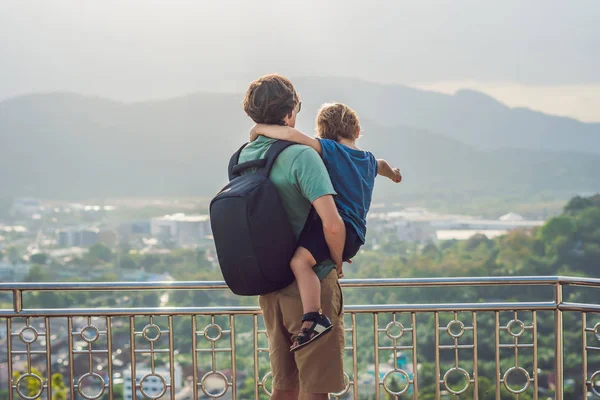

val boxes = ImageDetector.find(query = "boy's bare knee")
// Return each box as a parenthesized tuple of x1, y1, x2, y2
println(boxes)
(290, 256, 310, 272)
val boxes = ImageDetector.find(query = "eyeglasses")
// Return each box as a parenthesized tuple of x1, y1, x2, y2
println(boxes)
(296, 101, 302, 113)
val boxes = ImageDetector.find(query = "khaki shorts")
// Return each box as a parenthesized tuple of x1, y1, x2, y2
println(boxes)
(259, 269, 345, 394)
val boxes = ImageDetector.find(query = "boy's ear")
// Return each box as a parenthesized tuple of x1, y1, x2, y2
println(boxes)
(355, 126, 361, 139)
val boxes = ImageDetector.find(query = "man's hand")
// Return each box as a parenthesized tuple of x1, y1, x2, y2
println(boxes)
(336, 263, 344, 279)
(391, 168, 402, 183)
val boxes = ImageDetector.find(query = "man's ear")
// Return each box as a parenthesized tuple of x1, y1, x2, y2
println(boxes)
(283, 111, 293, 126)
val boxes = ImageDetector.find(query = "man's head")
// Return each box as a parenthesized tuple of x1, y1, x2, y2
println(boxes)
(316, 103, 360, 142)
(243, 74, 301, 127)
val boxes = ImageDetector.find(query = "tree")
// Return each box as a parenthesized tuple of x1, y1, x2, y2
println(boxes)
(51, 373, 67, 400)
(25, 264, 48, 282)
(119, 254, 137, 269)
(30, 253, 48, 265)
(7, 246, 21, 264)
(564, 194, 600, 214)
(12, 367, 68, 399)
(87, 243, 113, 263)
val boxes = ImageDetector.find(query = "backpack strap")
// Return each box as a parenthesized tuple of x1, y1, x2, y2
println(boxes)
(229, 140, 296, 180)
(260, 140, 296, 177)
(228, 142, 249, 181)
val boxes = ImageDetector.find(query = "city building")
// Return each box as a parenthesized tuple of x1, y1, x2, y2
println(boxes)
(10, 197, 43, 216)
(151, 214, 211, 247)
(0, 262, 31, 282)
(58, 228, 98, 247)
(368, 208, 545, 243)
(119, 220, 151, 243)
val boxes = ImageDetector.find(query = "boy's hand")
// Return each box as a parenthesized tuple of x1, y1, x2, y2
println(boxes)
(391, 168, 402, 183)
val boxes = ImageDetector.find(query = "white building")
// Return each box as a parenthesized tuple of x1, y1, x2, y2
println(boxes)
(122, 364, 183, 400)
(151, 214, 211, 247)
(10, 197, 42, 216)
(432, 212, 544, 241)
(0, 262, 31, 282)
(368, 208, 545, 243)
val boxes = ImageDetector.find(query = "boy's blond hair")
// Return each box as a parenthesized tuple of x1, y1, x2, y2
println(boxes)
(315, 103, 360, 141)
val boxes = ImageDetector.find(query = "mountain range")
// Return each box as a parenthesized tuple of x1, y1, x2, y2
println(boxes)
(1, 77, 599, 202)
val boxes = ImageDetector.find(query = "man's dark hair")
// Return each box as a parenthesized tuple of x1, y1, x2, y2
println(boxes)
(243, 74, 299, 125)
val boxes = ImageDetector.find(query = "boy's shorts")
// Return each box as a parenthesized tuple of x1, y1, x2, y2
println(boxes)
(298, 213, 363, 262)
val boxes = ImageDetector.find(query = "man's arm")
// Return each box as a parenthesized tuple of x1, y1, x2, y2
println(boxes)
(312, 195, 346, 277)
(377, 159, 402, 183)
(250, 124, 322, 154)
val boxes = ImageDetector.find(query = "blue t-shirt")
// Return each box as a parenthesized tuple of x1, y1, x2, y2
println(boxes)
(318, 138, 378, 243)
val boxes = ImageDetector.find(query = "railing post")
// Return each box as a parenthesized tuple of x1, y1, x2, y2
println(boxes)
(13, 289, 22, 313)
(554, 283, 564, 400)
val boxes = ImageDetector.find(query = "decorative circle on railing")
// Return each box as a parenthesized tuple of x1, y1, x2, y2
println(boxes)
(385, 321, 405, 340)
(260, 372, 273, 396)
(506, 319, 525, 337)
(382, 369, 411, 396)
(203, 323, 223, 342)
(446, 320, 465, 339)
(142, 324, 161, 342)
(200, 371, 229, 398)
(442, 367, 471, 395)
(589, 370, 600, 398)
(503, 366, 531, 394)
(331, 373, 351, 397)
(139, 373, 167, 399)
(16, 373, 44, 400)
(19, 326, 39, 344)
(81, 325, 100, 343)
(594, 323, 600, 341)
(77, 372, 106, 400)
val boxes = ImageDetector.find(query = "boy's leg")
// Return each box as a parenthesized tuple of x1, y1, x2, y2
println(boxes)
(290, 247, 320, 319)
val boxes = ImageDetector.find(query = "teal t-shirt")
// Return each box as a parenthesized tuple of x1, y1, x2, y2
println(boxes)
(238, 137, 336, 280)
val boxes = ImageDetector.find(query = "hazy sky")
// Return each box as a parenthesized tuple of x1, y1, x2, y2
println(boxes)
(2, 0, 599, 121)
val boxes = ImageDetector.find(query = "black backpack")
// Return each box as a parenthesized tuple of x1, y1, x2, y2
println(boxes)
(210, 140, 298, 295)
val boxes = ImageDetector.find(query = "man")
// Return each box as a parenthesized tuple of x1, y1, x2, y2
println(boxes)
(239, 74, 346, 399)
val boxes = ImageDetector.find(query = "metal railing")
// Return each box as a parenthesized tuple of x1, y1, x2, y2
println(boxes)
(1, 276, 600, 399)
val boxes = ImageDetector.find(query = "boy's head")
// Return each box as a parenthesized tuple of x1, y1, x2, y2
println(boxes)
(315, 103, 360, 141)
(243, 74, 301, 127)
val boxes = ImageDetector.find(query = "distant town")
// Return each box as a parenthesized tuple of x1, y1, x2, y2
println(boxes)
(0, 196, 546, 284)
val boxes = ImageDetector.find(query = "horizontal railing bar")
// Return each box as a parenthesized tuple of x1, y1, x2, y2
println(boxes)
(499, 344, 535, 349)
(0, 306, 262, 317)
(560, 302, 600, 312)
(341, 276, 567, 287)
(0, 301, 558, 317)
(72, 350, 109, 354)
(439, 345, 475, 350)
(379, 345, 415, 350)
(3, 275, 600, 292)
(196, 348, 232, 353)
(134, 349, 170, 354)
(347, 302, 557, 313)
(10, 350, 49, 355)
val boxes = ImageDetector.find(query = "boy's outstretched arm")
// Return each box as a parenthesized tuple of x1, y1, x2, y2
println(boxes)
(377, 159, 402, 183)
(250, 124, 322, 154)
